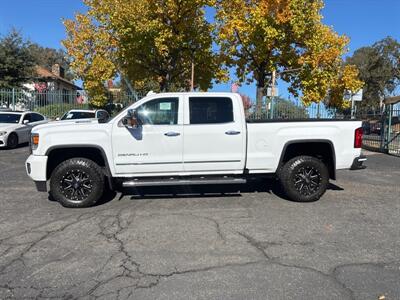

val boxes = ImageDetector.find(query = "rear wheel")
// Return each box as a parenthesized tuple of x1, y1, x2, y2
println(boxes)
(278, 156, 329, 202)
(50, 158, 104, 208)
(7, 133, 18, 149)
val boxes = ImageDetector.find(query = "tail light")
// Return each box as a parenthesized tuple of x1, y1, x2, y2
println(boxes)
(354, 127, 363, 148)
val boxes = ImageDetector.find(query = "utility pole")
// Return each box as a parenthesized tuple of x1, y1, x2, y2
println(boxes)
(191, 60, 195, 92)
(271, 70, 276, 98)
(266, 68, 301, 111)
(351, 93, 355, 119)
(268, 70, 276, 118)
(189, 44, 197, 92)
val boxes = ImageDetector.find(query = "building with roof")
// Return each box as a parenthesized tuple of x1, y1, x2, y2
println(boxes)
(24, 64, 81, 94)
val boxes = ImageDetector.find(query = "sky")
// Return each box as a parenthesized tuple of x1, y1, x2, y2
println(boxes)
(0, 0, 399, 100)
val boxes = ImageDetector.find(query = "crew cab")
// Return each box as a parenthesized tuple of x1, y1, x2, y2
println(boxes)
(26, 93, 366, 208)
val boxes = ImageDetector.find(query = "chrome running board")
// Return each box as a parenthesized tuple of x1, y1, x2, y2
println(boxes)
(122, 177, 247, 187)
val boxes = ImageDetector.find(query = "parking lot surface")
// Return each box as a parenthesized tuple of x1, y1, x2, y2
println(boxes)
(0, 146, 399, 299)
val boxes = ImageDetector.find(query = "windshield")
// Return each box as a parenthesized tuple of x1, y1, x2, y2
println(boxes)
(0, 113, 21, 124)
(61, 111, 95, 120)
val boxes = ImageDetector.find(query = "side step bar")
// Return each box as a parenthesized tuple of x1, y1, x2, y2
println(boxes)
(122, 177, 247, 187)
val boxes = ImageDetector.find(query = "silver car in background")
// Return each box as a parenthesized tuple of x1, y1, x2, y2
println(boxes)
(0, 111, 47, 149)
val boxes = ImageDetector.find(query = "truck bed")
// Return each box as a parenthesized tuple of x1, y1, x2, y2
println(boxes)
(245, 120, 362, 173)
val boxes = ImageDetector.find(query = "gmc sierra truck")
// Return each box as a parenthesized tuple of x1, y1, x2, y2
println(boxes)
(26, 92, 366, 208)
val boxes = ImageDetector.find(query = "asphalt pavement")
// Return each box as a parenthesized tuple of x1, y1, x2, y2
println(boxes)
(0, 145, 399, 300)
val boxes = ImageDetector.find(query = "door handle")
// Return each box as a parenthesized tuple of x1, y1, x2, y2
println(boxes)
(225, 130, 241, 135)
(164, 132, 181, 137)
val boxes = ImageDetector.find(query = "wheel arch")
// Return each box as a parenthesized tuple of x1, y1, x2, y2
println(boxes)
(278, 139, 336, 180)
(45, 145, 114, 188)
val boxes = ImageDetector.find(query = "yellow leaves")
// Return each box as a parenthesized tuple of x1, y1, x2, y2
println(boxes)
(63, 0, 219, 100)
(216, 0, 361, 109)
(341, 65, 363, 93)
(64, 0, 362, 109)
(327, 64, 363, 108)
(63, 11, 117, 107)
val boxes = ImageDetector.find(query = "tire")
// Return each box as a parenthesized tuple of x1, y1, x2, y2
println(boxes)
(50, 158, 104, 208)
(278, 155, 329, 202)
(7, 133, 18, 149)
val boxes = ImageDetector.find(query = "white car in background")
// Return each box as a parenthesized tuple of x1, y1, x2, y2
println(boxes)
(0, 111, 47, 149)
(57, 109, 110, 122)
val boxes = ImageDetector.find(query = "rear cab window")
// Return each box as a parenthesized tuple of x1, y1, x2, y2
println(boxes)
(189, 97, 234, 124)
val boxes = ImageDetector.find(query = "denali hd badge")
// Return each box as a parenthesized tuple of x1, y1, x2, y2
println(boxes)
(118, 153, 149, 157)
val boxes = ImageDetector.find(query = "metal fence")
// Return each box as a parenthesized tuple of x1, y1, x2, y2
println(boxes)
(357, 107, 400, 157)
(246, 99, 400, 157)
(1, 88, 399, 156)
(0, 89, 143, 119)
(246, 101, 341, 121)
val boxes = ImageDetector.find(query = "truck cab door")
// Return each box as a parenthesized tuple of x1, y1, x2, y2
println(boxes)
(183, 95, 246, 173)
(112, 96, 184, 176)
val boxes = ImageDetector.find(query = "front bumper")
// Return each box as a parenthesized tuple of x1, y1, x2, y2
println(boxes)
(0, 135, 6, 147)
(350, 155, 367, 170)
(26, 155, 48, 191)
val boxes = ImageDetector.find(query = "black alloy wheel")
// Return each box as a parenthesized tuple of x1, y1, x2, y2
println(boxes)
(293, 166, 322, 196)
(50, 158, 104, 208)
(278, 155, 329, 202)
(60, 169, 93, 202)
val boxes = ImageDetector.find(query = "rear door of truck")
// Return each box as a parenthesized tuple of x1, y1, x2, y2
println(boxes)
(182, 94, 247, 173)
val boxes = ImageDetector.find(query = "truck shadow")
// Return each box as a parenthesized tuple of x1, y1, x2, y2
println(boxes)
(47, 181, 344, 206)
(121, 179, 344, 203)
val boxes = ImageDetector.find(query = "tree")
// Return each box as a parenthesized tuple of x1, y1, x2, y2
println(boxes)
(27, 44, 74, 81)
(346, 37, 400, 110)
(63, 0, 222, 107)
(0, 29, 36, 89)
(215, 0, 363, 112)
(63, 13, 117, 107)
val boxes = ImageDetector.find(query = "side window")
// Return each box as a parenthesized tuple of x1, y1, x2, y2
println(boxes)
(137, 98, 179, 125)
(23, 114, 32, 123)
(31, 113, 44, 122)
(189, 97, 234, 124)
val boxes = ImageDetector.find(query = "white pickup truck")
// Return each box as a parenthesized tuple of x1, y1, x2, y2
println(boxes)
(26, 92, 366, 208)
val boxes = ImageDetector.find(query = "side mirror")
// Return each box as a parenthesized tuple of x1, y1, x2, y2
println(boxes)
(55, 117, 60, 121)
(98, 114, 109, 124)
(122, 109, 141, 128)
(23, 120, 29, 125)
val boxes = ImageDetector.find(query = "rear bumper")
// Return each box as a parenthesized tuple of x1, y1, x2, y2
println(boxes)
(26, 155, 48, 191)
(350, 155, 367, 170)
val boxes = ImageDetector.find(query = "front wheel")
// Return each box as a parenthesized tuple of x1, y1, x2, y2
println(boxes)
(50, 158, 104, 208)
(7, 133, 19, 149)
(278, 156, 329, 202)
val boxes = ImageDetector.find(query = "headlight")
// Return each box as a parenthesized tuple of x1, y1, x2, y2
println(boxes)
(31, 133, 39, 150)
(0, 131, 7, 136)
